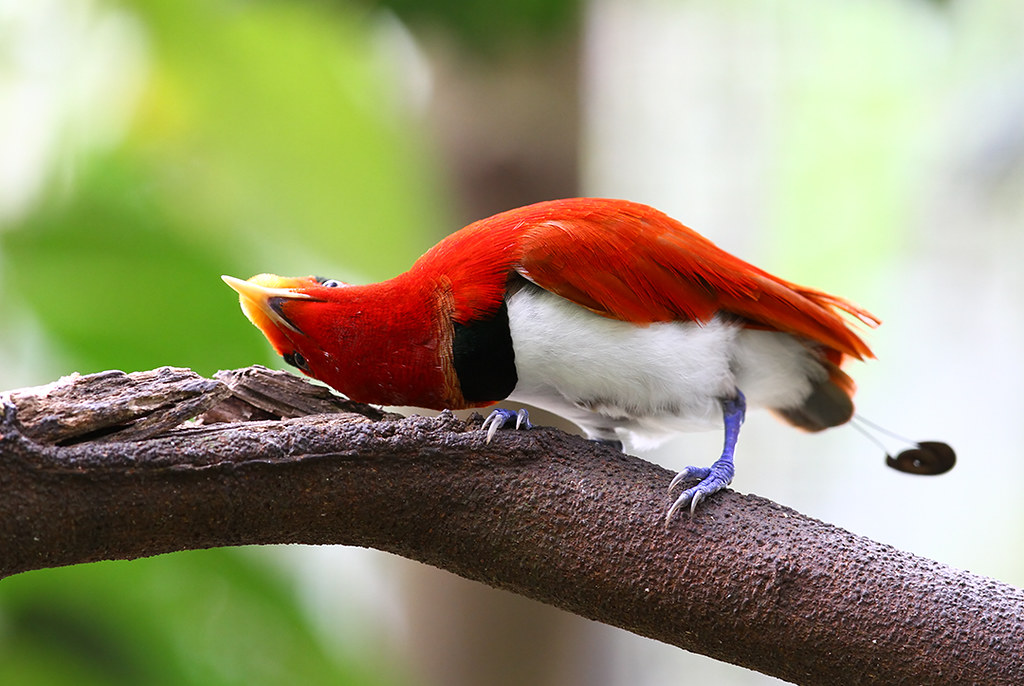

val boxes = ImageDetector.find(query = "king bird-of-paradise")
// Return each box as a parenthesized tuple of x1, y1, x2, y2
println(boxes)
(223, 197, 954, 519)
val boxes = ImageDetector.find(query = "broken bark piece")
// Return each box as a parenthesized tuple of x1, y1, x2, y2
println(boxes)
(4, 367, 230, 445)
(207, 365, 395, 421)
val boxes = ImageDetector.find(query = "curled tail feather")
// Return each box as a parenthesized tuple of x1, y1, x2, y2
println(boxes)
(775, 359, 856, 432)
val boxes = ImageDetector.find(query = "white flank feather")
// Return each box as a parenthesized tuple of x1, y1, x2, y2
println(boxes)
(505, 285, 825, 450)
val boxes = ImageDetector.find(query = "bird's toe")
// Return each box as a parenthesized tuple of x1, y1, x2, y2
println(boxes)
(482, 408, 533, 443)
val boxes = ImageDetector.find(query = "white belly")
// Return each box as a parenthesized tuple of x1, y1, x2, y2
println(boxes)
(505, 286, 826, 449)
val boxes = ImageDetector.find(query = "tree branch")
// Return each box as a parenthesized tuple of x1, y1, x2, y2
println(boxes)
(1, 366, 1021, 685)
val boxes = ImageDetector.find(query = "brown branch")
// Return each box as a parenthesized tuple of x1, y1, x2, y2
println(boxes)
(1, 366, 1021, 685)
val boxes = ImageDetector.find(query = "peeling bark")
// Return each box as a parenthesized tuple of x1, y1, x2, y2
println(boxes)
(0, 366, 1021, 685)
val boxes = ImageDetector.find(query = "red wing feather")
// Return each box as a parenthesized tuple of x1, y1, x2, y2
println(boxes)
(509, 198, 879, 360)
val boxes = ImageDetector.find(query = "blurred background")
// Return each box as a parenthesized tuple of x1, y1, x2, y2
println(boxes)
(1, 0, 1023, 683)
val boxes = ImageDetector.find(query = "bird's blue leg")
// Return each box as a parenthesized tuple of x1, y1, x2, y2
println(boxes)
(481, 408, 533, 443)
(666, 390, 746, 520)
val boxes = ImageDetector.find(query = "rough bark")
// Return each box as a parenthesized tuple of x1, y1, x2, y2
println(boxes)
(0, 366, 1021, 685)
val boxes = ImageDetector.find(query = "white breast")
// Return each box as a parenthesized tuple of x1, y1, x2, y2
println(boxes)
(505, 285, 826, 449)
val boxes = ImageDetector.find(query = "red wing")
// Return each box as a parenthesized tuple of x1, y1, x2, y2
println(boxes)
(512, 198, 878, 360)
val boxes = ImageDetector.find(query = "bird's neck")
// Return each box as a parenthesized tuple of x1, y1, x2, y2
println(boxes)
(301, 274, 466, 410)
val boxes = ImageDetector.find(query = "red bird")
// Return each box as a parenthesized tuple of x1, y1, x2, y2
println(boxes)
(224, 198, 953, 518)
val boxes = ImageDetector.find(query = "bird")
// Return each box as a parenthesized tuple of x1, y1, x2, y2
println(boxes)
(223, 197, 954, 519)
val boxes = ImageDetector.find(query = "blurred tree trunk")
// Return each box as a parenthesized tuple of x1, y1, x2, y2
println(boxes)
(401, 31, 596, 686)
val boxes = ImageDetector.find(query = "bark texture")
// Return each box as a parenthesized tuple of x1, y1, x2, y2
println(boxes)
(0, 366, 1021, 685)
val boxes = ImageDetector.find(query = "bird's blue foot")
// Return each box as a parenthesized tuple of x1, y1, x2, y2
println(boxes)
(666, 391, 746, 520)
(481, 408, 533, 443)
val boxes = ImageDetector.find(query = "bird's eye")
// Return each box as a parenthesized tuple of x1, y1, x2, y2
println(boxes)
(316, 277, 344, 288)
(283, 351, 310, 372)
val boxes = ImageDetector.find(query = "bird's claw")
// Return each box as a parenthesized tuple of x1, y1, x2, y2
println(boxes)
(667, 466, 710, 492)
(665, 465, 733, 521)
(482, 408, 533, 443)
(665, 391, 745, 521)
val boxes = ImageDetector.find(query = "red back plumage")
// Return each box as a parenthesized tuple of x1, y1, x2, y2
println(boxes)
(416, 198, 879, 364)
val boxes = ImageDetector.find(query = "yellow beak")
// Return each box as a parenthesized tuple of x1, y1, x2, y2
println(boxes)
(222, 274, 312, 334)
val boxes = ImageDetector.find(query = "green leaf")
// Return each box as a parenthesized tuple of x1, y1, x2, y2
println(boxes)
(0, 550, 396, 686)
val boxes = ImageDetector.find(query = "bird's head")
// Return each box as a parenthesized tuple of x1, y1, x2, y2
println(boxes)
(222, 273, 353, 378)
(222, 272, 461, 409)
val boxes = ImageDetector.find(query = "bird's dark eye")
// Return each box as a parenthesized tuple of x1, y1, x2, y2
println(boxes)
(283, 351, 310, 372)
(315, 276, 344, 288)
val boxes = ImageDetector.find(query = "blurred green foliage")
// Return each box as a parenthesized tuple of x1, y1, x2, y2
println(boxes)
(370, 0, 578, 53)
(1, 0, 447, 381)
(0, 550, 391, 686)
(770, 0, 946, 285)
(0, 0, 451, 683)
